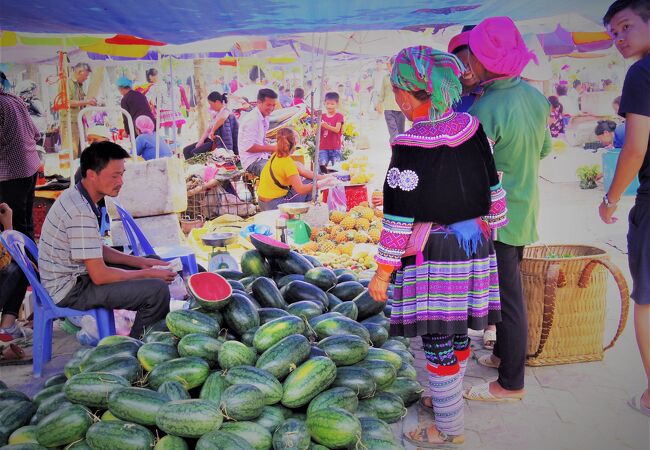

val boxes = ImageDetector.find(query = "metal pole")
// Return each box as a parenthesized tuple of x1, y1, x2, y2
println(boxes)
(168, 55, 176, 158)
(311, 33, 328, 204)
(155, 50, 162, 159)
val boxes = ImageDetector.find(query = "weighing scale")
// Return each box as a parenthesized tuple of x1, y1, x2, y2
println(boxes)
(278, 202, 312, 245)
(201, 232, 239, 271)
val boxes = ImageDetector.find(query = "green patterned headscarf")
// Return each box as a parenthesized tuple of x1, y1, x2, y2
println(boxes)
(390, 46, 465, 120)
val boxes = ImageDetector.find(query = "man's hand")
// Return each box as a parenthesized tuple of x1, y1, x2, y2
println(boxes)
(0, 203, 13, 230)
(599, 201, 618, 224)
(87, 98, 98, 107)
(138, 257, 171, 270)
(141, 268, 177, 283)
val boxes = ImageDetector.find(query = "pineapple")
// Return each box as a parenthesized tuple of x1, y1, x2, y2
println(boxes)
(330, 224, 343, 235)
(355, 218, 370, 231)
(369, 228, 381, 244)
(310, 228, 320, 240)
(330, 210, 346, 224)
(340, 242, 354, 256)
(334, 231, 348, 243)
(341, 216, 356, 230)
(303, 241, 319, 253)
(354, 232, 369, 243)
(316, 230, 329, 240)
(349, 211, 362, 220)
(319, 240, 336, 253)
(360, 207, 375, 221)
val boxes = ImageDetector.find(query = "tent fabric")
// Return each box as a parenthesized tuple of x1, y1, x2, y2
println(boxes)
(0, 0, 616, 45)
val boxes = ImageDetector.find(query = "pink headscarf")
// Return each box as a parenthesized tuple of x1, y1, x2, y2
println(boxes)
(135, 115, 155, 134)
(448, 31, 470, 54)
(469, 17, 537, 78)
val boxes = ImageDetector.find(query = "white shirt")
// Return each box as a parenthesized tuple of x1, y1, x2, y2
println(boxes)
(238, 107, 270, 170)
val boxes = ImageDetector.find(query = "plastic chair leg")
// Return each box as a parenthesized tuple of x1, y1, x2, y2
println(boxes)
(42, 316, 54, 363)
(95, 309, 116, 338)
(32, 310, 45, 377)
(183, 254, 199, 276)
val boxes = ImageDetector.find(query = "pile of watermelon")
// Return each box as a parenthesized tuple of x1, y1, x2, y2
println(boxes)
(0, 235, 423, 450)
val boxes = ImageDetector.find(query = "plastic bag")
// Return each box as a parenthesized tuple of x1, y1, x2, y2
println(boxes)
(114, 310, 136, 336)
(327, 185, 347, 212)
(169, 275, 188, 300)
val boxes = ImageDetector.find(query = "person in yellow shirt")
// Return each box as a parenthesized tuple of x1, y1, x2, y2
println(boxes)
(258, 128, 331, 211)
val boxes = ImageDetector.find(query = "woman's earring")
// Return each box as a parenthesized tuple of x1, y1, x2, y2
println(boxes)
(400, 102, 412, 112)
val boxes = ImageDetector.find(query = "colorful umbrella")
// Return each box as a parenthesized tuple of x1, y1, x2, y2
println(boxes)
(80, 34, 165, 58)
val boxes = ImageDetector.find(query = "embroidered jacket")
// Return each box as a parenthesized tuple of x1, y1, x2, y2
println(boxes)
(376, 111, 508, 267)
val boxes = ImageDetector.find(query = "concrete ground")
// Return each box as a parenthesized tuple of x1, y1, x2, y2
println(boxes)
(3, 113, 649, 450)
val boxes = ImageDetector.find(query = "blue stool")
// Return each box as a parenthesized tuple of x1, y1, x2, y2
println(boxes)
(0, 230, 116, 377)
(113, 202, 198, 277)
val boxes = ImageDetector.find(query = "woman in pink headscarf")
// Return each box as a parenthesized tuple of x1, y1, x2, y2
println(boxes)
(135, 115, 173, 161)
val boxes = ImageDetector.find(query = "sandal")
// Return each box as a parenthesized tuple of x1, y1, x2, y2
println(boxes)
(628, 393, 650, 417)
(0, 343, 33, 366)
(483, 329, 497, 350)
(403, 424, 465, 448)
(477, 354, 500, 369)
(463, 382, 523, 403)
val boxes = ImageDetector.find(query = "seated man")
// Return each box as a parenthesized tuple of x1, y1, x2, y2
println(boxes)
(238, 88, 278, 177)
(38, 142, 176, 338)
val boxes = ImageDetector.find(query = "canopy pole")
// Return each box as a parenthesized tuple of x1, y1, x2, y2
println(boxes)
(155, 50, 162, 159)
(168, 55, 176, 158)
(311, 33, 328, 204)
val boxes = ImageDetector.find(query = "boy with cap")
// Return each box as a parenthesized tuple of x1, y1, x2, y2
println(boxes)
(461, 16, 552, 403)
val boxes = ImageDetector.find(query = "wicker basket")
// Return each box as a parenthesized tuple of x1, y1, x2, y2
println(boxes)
(522, 244, 630, 366)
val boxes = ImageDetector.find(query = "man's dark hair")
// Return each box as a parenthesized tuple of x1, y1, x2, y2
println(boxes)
(324, 92, 340, 103)
(595, 119, 618, 135)
(556, 84, 568, 96)
(604, 0, 650, 25)
(208, 91, 228, 103)
(80, 142, 130, 178)
(573, 79, 582, 88)
(146, 68, 158, 83)
(257, 88, 278, 102)
(451, 45, 469, 55)
(294, 87, 305, 99)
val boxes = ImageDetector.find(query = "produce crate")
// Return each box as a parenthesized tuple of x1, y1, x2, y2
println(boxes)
(186, 179, 257, 220)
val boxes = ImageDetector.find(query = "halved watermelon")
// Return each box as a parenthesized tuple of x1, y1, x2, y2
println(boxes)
(187, 272, 232, 311)
(250, 234, 291, 259)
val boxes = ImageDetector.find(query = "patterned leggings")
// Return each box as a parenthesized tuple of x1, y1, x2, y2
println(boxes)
(421, 334, 470, 372)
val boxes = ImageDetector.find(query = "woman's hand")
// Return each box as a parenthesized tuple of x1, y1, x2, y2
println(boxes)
(369, 273, 390, 303)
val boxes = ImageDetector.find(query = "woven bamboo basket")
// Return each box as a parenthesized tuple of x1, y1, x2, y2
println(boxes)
(522, 245, 629, 366)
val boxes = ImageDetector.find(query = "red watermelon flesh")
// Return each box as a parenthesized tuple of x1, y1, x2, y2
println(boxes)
(188, 272, 233, 311)
(250, 234, 290, 258)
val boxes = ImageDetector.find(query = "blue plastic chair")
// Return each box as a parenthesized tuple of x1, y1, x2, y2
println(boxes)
(0, 230, 116, 377)
(112, 202, 198, 277)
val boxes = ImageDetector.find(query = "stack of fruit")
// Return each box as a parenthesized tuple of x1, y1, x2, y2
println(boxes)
(0, 235, 422, 450)
(299, 205, 382, 272)
(340, 156, 373, 185)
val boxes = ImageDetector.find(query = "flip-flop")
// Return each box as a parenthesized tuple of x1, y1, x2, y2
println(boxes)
(477, 354, 500, 369)
(628, 393, 650, 417)
(463, 382, 523, 403)
(403, 424, 465, 448)
(483, 329, 497, 350)
(0, 343, 33, 366)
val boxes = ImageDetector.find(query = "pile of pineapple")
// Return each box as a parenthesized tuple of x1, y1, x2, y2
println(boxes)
(298, 204, 383, 273)
(341, 155, 373, 185)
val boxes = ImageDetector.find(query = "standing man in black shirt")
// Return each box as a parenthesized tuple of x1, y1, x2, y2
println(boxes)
(118, 76, 155, 138)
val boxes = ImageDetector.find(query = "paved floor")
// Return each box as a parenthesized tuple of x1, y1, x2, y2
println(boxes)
(3, 114, 649, 449)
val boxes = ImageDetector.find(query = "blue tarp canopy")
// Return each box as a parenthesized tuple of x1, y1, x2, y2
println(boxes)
(1, 0, 613, 45)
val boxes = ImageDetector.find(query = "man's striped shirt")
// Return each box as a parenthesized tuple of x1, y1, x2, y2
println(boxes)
(38, 185, 103, 303)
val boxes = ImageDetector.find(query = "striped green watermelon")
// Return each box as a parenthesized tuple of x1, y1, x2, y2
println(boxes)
(241, 249, 271, 277)
(147, 357, 210, 390)
(142, 331, 178, 346)
(35, 392, 71, 421)
(63, 372, 130, 408)
(157, 381, 190, 401)
(0, 401, 37, 445)
(224, 366, 283, 405)
(177, 333, 222, 366)
(196, 429, 252, 450)
(312, 315, 370, 342)
(217, 340, 257, 369)
(78, 341, 139, 371)
(219, 384, 265, 421)
(43, 374, 68, 388)
(286, 301, 323, 321)
(253, 316, 306, 353)
(255, 334, 311, 380)
(331, 301, 358, 320)
(317, 334, 368, 366)
(359, 417, 396, 442)
(252, 405, 287, 432)
(7, 426, 37, 445)
(83, 355, 142, 383)
(331, 366, 376, 399)
(165, 309, 220, 338)
(354, 359, 397, 390)
(383, 377, 424, 406)
(281, 357, 337, 408)
(35, 404, 93, 448)
(306, 387, 359, 415)
(306, 407, 361, 449)
(153, 435, 189, 450)
(107, 387, 168, 426)
(359, 392, 406, 423)
(199, 371, 229, 404)
(85, 420, 155, 450)
(251, 276, 287, 309)
(272, 418, 310, 450)
(220, 421, 272, 450)
(258, 307, 291, 324)
(137, 342, 179, 372)
(223, 291, 260, 336)
(32, 384, 63, 408)
(304, 267, 338, 291)
(156, 399, 223, 438)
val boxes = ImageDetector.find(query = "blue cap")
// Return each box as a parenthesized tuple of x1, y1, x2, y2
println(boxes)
(116, 76, 133, 88)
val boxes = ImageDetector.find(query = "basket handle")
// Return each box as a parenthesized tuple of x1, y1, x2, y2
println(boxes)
(528, 262, 561, 359)
(578, 258, 630, 352)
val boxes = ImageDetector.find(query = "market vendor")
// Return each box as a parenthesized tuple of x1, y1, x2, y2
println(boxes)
(118, 76, 155, 138)
(135, 115, 173, 161)
(238, 88, 278, 176)
(61, 62, 97, 158)
(183, 91, 239, 159)
(38, 142, 176, 338)
(257, 128, 332, 211)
